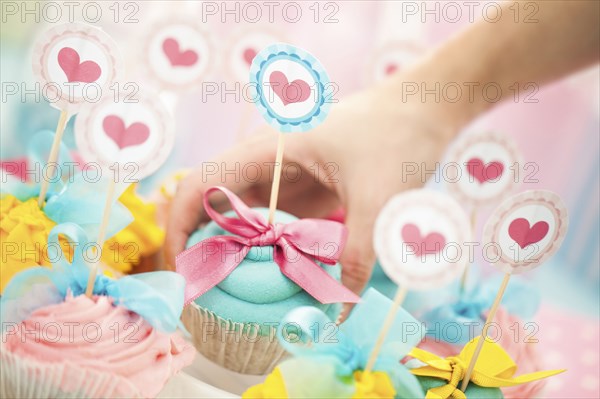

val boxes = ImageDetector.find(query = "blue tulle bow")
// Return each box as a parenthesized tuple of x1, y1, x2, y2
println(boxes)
(1, 130, 73, 201)
(277, 288, 426, 397)
(1, 223, 185, 332)
(422, 271, 541, 345)
(1, 131, 133, 241)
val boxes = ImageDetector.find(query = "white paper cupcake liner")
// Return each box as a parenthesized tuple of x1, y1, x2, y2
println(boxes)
(181, 302, 287, 375)
(0, 347, 142, 398)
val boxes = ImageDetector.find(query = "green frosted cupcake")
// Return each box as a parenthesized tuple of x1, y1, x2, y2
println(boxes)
(417, 376, 504, 398)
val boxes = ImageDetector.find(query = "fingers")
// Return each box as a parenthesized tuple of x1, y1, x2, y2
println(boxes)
(339, 201, 377, 296)
(164, 132, 279, 266)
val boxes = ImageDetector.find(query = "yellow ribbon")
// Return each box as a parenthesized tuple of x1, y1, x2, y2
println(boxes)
(409, 337, 565, 399)
(353, 371, 396, 399)
(243, 367, 288, 399)
(102, 184, 164, 274)
(1, 196, 57, 292)
(242, 368, 397, 398)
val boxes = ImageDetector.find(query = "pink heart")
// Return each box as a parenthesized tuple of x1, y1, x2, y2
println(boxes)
(269, 71, 311, 106)
(466, 158, 504, 184)
(102, 115, 150, 150)
(243, 48, 257, 66)
(401, 223, 446, 256)
(385, 64, 398, 75)
(57, 47, 101, 83)
(508, 218, 549, 249)
(162, 38, 199, 67)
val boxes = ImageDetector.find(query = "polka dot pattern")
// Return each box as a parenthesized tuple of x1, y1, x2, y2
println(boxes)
(535, 306, 599, 398)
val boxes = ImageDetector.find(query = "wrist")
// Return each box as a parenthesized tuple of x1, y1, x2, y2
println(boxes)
(384, 63, 492, 137)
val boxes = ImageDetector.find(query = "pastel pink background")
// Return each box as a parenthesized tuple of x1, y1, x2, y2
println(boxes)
(1, 2, 598, 397)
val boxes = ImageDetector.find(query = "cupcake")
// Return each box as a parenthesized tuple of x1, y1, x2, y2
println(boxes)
(0, 178, 165, 283)
(0, 222, 195, 398)
(2, 131, 165, 282)
(244, 356, 398, 398)
(417, 309, 547, 399)
(421, 272, 540, 346)
(1, 172, 134, 289)
(177, 186, 358, 375)
(1, 294, 194, 398)
(0, 195, 58, 292)
(408, 335, 563, 398)
(243, 288, 426, 398)
(415, 376, 504, 398)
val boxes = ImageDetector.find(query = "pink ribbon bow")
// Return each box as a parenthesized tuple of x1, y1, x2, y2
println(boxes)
(176, 186, 360, 306)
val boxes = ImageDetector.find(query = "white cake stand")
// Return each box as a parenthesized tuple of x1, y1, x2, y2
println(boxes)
(158, 351, 266, 398)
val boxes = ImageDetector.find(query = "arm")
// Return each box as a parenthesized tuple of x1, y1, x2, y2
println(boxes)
(166, 0, 599, 294)
(392, 0, 600, 131)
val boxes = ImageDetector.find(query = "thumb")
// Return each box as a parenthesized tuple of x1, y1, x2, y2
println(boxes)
(339, 203, 378, 296)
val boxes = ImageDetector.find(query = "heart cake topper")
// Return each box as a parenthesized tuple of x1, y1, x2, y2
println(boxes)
(445, 131, 522, 206)
(374, 189, 472, 291)
(74, 90, 174, 180)
(142, 19, 212, 91)
(401, 223, 446, 256)
(57, 47, 102, 83)
(249, 43, 332, 133)
(482, 190, 568, 274)
(226, 28, 285, 83)
(102, 115, 150, 150)
(32, 23, 123, 113)
(368, 41, 424, 84)
(162, 38, 199, 67)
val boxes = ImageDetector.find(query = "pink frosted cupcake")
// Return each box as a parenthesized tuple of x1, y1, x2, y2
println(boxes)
(1, 222, 195, 398)
(1, 293, 194, 398)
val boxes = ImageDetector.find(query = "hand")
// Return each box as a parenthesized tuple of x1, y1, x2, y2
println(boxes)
(166, 0, 600, 295)
(166, 80, 458, 295)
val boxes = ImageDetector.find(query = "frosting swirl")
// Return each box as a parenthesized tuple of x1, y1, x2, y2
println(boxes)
(3, 294, 194, 397)
(0, 196, 56, 292)
(187, 208, 342, 332)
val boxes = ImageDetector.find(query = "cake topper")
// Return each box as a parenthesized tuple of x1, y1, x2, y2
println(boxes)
(374, 189, 472, 291)
(141, 18, 212, 92)
(32, 22, 123, 207)
(74, 90, 173, 180)
(460, 189, 568, 392)
(445, 131, 522, 291)
(74, 90, 174, 296)
(249, 43, 333, 223)
(367, 189, 472, 375)
(250, 43, 332, 134)
(446, 131, 522, 206)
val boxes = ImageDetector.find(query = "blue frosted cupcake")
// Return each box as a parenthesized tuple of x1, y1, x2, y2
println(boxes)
(181, 207, 345, 375)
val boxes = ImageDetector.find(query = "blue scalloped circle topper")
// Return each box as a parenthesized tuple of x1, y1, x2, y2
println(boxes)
(249, 43, 332, 133)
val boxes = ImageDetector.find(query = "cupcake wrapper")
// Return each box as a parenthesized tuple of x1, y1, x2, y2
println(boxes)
(0, 348, 142, 398)
(182, 302, 287, 375)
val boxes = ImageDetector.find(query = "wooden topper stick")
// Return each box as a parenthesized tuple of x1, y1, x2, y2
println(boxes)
(363, 285, 409, 374)
(267, 132, 286, 224)
(460, 272, 511, 391)
(37, 110, 69, 207)
(85, 179, 117, 297)
(459, 207, 478, 293)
